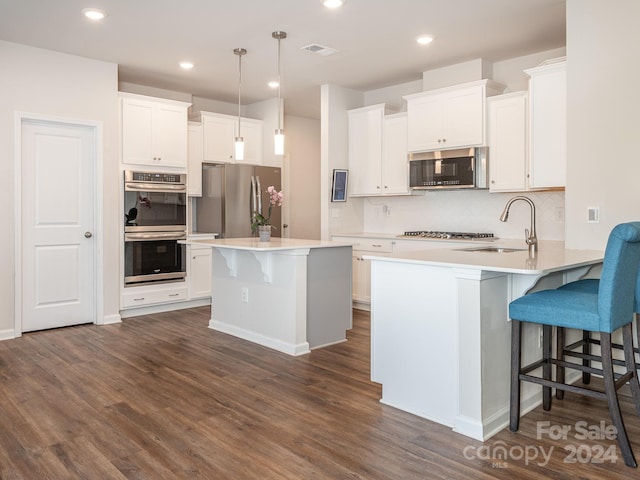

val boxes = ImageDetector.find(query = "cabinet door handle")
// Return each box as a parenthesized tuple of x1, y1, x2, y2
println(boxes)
(372, 244, 382, 247)
(168, 293, 179, 297)
(133, 297, 145, 301)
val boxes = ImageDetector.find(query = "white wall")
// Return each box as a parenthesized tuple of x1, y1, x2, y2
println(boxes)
(0, 41, 119, 335)
(363, 190, 565, 240)
(320, 84, 365, 239)
(565, 0, 640, 249)
(286, 115, 321, 239)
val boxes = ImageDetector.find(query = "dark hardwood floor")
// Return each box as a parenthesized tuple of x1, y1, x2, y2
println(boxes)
(1, 307, 640, 479)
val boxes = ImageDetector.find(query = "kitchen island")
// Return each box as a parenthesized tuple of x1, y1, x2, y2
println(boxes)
(364, 240, 603, 441)
(183, 237, 353, 356)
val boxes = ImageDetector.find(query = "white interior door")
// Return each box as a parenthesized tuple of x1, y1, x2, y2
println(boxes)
(21, 120, 96, 332)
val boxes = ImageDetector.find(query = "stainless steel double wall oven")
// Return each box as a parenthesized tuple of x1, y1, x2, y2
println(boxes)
(124, 171, 187, 286)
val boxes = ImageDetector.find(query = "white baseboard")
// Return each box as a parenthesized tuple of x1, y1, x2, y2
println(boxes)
(99, 313, 122, 325)
(120, 298, 210, 318)
(209, 319, 310, 356)
(0, 329, 16, 341)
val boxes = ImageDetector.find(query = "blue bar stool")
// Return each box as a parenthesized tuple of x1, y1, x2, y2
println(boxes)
(556, 268, 640, 390)
(509, 222, 640, 468)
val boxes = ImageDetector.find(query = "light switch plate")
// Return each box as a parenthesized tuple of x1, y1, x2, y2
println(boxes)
(587, 207, 600, 223)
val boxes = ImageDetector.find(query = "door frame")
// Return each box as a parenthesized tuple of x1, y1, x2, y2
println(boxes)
(13, 112, 104, 337)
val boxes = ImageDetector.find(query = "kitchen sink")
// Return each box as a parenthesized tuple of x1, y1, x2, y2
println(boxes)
(457, 246, 526, 253)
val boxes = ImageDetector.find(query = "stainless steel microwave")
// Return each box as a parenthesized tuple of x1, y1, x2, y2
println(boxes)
(409, 147, 488, 190)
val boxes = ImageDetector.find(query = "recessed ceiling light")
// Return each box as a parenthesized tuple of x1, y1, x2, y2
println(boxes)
(416, 35, 434, 45)
(82, 8, 106, 21)
(268, 81, 279, 89)
(179, 62, 194, 70)
(324, 0, 345, 8)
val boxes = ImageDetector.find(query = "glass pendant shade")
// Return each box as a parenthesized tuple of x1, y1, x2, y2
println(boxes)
(274, 129, 284, 156)
(234, 137, 244, 160)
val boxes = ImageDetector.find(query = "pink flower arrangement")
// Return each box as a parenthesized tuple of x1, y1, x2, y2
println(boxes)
(252, 185, 284, 229)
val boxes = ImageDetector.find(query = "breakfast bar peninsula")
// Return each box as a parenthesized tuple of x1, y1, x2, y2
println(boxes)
(365, 240, 604, 442)
(184, 237, 353, 356)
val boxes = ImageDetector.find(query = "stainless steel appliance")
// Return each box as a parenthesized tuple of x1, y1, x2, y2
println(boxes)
(409, 147, 488, 190)
(124, 171, 187, 286)
(398, 231, 495, 240)
(196, 164, 282, 238)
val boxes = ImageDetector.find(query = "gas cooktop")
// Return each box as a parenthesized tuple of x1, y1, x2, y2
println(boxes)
(398, 231, 495, 240)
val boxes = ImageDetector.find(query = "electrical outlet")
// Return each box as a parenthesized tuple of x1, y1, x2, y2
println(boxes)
(554, 206, 565, 222)
(241, 287, 249, 303)
(587, 207, 600, 223)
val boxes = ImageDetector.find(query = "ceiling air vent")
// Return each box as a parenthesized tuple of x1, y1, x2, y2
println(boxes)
(300, 43, 339, 56)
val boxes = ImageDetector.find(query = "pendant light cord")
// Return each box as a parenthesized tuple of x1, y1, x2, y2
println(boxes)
(277, 36, 281, 132)
(233, 48, 246, 139)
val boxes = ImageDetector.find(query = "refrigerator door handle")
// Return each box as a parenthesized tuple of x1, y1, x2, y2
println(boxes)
(251, 175, 257, 222)
(255, 176, 262, 216)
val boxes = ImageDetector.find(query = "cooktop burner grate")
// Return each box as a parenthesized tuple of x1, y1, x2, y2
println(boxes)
(400, 231, 495, 240)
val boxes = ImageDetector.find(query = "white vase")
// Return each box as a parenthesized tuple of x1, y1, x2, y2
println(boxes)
(258, 225, 271, 242)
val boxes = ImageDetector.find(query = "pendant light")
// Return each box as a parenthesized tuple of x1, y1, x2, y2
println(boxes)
(234, 47, 246, 160)
(272, 31, 287, 156)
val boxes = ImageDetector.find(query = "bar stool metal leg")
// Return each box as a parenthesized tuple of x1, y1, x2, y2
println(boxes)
(510, 319, 522, 432)
(601, 331, 637, 468)
(543, 324, 552, 411)
(556, 326, 565, 400)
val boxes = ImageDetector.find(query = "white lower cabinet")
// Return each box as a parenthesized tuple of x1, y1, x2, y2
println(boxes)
(122, 283, 188, 308)
(334, 237, 394, 306)
(188, 245, 212, 299)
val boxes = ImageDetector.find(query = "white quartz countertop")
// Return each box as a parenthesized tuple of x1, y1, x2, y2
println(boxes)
(182, 237, 354, 252)
(363, 240, 604, 275)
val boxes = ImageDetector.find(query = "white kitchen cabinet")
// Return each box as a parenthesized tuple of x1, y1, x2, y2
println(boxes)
(348, 105, 410, 196)
(200, 111, 263, 165)
(333, 236, 394, 307)
(487, 92, 528, 192)
(348, 104, 383, 196)
(120, 93, 190, 169)
(238, 117, 263, 165)
(188, 244, 212, 299)
(404, 80, 504, 153)
(122, 283, 188, 309)
(382, 113, 410, 194)
(188, 122, 203, 196)
(525, 58, 566, 189)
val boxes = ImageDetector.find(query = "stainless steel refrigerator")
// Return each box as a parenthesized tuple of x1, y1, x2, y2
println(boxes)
(196, 164, 282, 238)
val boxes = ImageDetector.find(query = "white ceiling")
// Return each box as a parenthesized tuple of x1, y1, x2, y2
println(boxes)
(0, 0, 566, 118)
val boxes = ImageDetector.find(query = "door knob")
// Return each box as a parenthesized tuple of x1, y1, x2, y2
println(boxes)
(283, 224, 289, 228)
(84, 231, 93, 238)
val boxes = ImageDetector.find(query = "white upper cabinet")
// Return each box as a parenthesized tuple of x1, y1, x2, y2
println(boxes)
(200, 111, 263, 165)
(526, 58, 566, 189)
(202, 113, 235, 163)
(487, 92, 528, 192)
(382, 113, 409, 194)
(404, 80, 504, 153)
(120, 93, 190, 169)
(348, 104, 383, 196)
(348, 105, 410, 197)
(237, 117, 263, 165)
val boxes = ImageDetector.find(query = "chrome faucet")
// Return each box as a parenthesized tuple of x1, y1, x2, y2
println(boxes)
(499, 196, 538, 255)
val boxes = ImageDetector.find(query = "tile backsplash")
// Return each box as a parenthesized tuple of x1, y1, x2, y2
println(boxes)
(363, 190, 565, 241)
